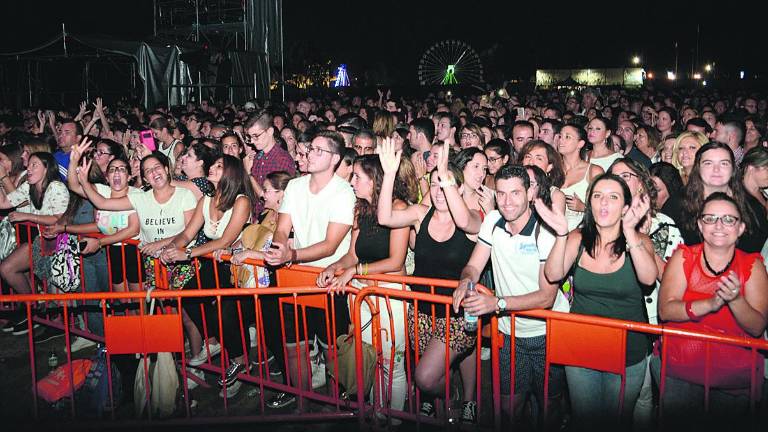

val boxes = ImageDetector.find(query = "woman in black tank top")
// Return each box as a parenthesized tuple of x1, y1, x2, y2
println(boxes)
(316, 155, 410, 417)
(316, 154, 409, 290)
(377, 140, 482, 421)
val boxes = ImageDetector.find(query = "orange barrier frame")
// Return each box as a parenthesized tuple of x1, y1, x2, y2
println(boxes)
(2, 222, 767, 429)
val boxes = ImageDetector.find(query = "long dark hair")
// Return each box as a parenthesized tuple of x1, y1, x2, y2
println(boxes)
(353, 155, 384, 223)
(28, 152, 61, 210)
(215, 155, 257, 213)
(681, 142, 751, 233)
(581, 173, 632, 258)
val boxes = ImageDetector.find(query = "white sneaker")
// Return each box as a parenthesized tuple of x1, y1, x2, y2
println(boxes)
(186, 368, 205, 390)
(70, 336, 97, 353)
(219, 380, 242, 398)
(480, 347, 491, 361)
(188, 341, 222, 366)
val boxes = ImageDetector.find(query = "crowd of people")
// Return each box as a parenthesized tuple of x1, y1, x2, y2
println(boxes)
(0, 85, 767, 428)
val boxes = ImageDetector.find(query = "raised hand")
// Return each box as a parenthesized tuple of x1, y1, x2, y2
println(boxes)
(379, 137, 401, 175)
(70, 136, 94, 166)
(622, 193, 650, 232)
(478, 185, 496, 213)
(74, 101, 89, 122)
(411, 151, 427, 178)
(534, 197, 568, 237)
(76, 157, 93, 185)
(435, 144, 449, 178)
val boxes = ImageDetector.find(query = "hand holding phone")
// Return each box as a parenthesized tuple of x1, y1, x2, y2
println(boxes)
(139, 130, 157, 152)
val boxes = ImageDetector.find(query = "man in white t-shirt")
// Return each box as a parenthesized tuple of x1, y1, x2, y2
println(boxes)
(453, 165, 569, 425)
(265, 130, 355, 402)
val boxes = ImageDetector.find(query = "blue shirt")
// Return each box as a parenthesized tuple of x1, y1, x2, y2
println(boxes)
(53, 151, 70, 182)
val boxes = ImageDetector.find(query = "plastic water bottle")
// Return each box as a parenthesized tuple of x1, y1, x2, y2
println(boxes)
(48, 350, 59, 370)
(464, 281, 478, 332)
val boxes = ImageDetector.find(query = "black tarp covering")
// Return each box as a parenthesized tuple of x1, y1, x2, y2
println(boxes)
(1, 33, 269, 107)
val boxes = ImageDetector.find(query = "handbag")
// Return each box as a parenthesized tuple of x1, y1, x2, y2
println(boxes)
(328, 319, 377, 399)
(134, 298, 180, 418)
(663, 320, 765, 389)
(0, 218, 16, 260)
(48, 233, 82, 293)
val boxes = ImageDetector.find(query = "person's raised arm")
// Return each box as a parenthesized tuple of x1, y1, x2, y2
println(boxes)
(435, 148, 481, 234)
(67, 137, 93, 197)
(94, 98, 111, 136)
(76, 158, 132, 211)
(377, 138, 424, 228)
(621, 194, 658, 285)
(536, 198, 579, 282)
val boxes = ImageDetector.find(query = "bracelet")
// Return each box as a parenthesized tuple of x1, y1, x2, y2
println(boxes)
(97, 238, 102, 248)
(356, 263, 362, 275)
(626, 241, 644, 251)
(362, 263, 369, 276)
(439, 178, 456, 188)
(685, 300, 702, 322)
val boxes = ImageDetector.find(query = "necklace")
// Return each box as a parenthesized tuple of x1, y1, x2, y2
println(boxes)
(702, 248, 735, 276)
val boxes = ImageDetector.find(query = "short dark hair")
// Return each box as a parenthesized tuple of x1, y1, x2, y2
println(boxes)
(686, 117, 713, 134)
(410, 117, 435, 143)
(495, 164, 530, 189)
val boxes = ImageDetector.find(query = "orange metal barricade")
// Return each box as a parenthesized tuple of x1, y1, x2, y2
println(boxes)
(2, 221, 767, 429)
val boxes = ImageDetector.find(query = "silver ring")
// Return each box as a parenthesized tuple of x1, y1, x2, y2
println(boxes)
(731, 288, 737, 294)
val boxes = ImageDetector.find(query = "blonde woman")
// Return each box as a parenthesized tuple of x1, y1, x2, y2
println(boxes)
(671, 131, 708, 185)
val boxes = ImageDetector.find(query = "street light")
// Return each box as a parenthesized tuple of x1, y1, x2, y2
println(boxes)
(667, 71, 676, 80)
(632, 56, 641, 65)
(704, 64, 712, 72)
(693, 73, 702, 80)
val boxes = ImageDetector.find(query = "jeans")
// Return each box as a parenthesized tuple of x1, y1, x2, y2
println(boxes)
(74, 201, 109, 336)
(650, 355, 755, 427)
(565, 357, 647, 430)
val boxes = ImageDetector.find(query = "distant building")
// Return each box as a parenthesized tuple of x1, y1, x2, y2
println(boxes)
(536, 68, 645, 88)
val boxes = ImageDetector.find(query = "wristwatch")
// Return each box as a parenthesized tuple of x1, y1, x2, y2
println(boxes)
(496, 297, 507, 314)
(184, 247, 193, 261)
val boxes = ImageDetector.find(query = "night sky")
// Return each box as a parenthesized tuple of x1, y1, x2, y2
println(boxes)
(1, 1, 764, 84)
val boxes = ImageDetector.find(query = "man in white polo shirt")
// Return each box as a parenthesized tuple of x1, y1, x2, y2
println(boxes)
(453, 164, 569, 425)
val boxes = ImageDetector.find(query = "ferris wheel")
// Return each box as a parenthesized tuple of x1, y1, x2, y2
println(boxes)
(417, 40, 484, 86)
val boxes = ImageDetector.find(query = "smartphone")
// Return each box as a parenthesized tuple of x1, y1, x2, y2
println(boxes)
(516, 107, 526, 119)
(78, 241, 88, 253)
(139, 129, 157, 152)
(423, 151, 431, 162)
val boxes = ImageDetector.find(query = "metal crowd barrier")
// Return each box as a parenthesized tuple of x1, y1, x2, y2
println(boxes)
(1, 222, 766, 429)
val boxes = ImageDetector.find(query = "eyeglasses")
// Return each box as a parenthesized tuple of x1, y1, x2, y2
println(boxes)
(616, 172, 638, 182)
(245, 129, 267, 143)
(107, 166, 128, 174)
(94, 150, 113, 158)
(700, 214, 740, 227)
(487, 155, 504, 164)
(307, 145, 337, 156)
(460, 132, 479, 140)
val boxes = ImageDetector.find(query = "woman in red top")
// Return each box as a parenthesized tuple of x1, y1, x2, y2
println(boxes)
(655, 192, 768, 423)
